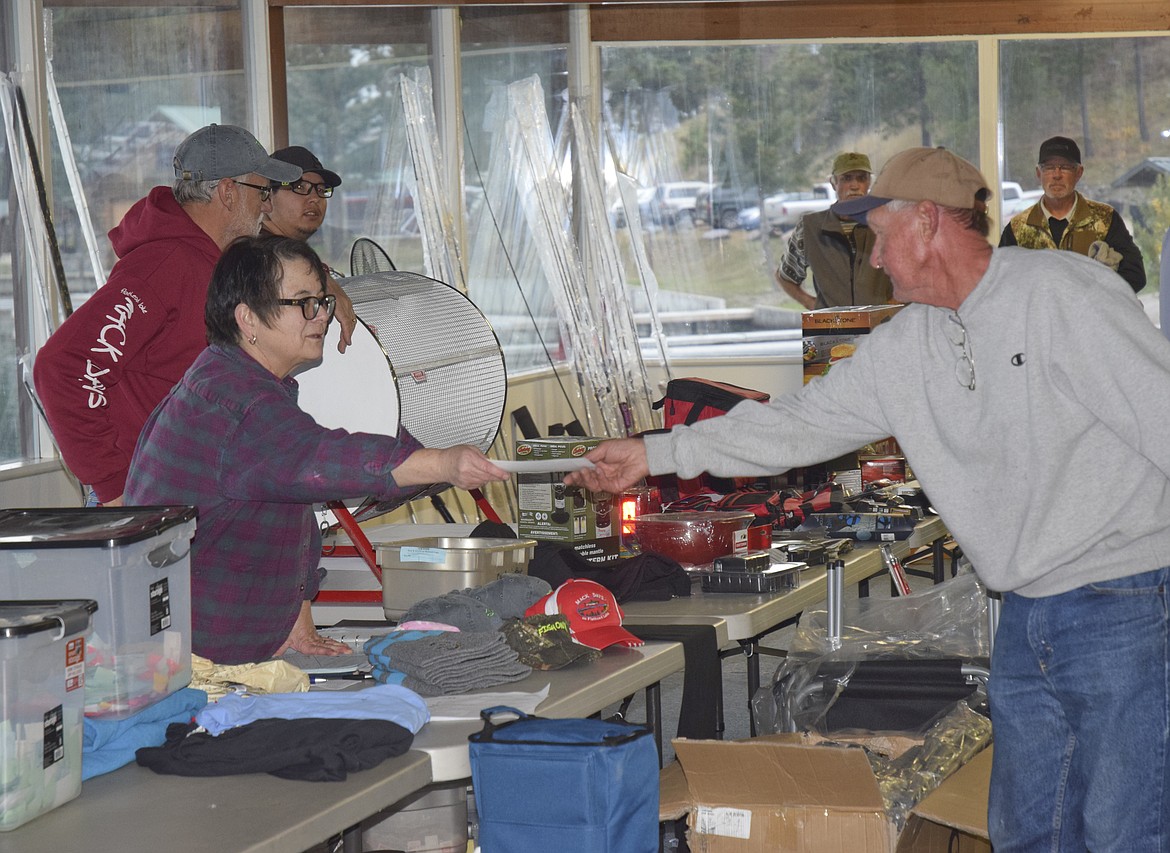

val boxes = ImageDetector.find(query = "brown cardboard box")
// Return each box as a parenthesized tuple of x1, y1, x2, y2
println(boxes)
(663, 736, 898, 852)
(895, 746, 992, 853)
(802, 304, 904, 333)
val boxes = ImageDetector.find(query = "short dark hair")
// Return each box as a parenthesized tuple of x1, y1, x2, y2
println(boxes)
(205, 235, 328, 347)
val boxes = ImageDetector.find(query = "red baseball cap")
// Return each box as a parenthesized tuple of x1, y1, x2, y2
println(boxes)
(525, 579, 644, 650)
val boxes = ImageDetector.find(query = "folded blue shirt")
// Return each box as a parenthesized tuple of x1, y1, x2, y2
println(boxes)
(194, 683, 429, 735)
(83, 687, 209, 780)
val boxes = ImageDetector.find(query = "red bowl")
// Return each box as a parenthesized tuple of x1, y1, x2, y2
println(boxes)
(635, 511, 755, 568)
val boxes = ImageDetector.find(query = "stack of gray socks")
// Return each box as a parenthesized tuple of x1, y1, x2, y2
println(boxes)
(377, 631, 531, 696)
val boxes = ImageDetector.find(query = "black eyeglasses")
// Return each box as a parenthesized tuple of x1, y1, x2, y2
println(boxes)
(233, 179, 272, 202)
(279, 180, 334, 199)
(276, 294, 337, 321)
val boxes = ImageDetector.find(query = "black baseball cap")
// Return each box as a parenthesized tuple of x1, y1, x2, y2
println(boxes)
(271, 146, 342, 188)
(1038, 136, 1081, 165)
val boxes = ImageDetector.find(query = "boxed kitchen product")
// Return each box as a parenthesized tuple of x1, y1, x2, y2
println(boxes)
(635, 511, 754, 570)
(377, 536, 536, 619)
(0, 599, 96, 831)
(802, 511, 918, 542)
(0, 507, 196, 719)
(515, 437, 619, 563)
(802, 305, 905, 384)
(802, 304, 904, 335)
(698, 561, 803, 594)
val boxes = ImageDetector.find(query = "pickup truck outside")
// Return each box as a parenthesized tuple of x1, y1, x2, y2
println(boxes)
(762, 183, 835, 234)
(1000, 181, 1044, 218)
(694, 185, 761, 230)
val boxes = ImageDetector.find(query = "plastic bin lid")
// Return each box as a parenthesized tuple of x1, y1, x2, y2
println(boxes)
(0, 599, 98, 638)
(0, 506, 197, 548)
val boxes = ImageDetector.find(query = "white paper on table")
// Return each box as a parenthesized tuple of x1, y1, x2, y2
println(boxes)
(493, 459, 595, 473)
(424, 684, 551, 721)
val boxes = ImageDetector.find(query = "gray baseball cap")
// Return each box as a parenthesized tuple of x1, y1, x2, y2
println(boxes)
(173, 124, 302, 184)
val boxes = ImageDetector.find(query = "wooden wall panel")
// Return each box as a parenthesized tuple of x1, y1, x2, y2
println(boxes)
(589, 1, 1170, 41)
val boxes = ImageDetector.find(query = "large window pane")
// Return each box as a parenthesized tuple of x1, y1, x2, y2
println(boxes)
(600, 42, 979, 341)
(1001, 36, 1170, 301)
(46, 5, 245, 299)
(283, 7, 430, 272)
(462, 6, 569, 374)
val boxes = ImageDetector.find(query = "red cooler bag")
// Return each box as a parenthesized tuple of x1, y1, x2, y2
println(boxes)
(650, 378, 770, 500)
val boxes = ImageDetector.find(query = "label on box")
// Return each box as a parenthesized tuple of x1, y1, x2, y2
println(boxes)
(42, 706, 64, 768)
(732, 528, 749, 555)
(694, 805, 752, 840)
(149, 578, 172, 635)
(399, 546, 447, 563)
(64, 636, 85, 692)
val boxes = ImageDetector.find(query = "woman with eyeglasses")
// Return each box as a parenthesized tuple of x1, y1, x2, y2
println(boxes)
(124, 235, 509, 665)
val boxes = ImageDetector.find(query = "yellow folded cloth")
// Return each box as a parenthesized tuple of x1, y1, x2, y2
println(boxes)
(190, 653, 309, 700)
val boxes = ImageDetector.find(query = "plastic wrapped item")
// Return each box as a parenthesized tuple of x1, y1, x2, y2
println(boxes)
(635, 511, 754, 569)
(868, 701, 993, 831)
(752, 565, 991, 736)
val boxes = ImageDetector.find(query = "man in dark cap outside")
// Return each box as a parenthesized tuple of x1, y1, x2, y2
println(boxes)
(34, 124, 309, 506)
(1000, 135, 1145, 292)
(568, 146, 1170, 851)
(774, 151, 892, 309)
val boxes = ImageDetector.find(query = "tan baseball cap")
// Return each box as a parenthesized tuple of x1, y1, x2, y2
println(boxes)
(833, 147, 990, 221)
(832, 152, 872, 176)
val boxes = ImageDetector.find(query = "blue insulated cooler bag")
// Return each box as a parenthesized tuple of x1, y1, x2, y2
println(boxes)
(468, 706, 659, 853)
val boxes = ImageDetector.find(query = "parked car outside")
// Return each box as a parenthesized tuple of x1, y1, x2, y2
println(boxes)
(654, 181, 711, 225)
(694, 185, 760, 230)
(737, 205, 761, 231)
(1000, 181, 1044, 218)
(762, 183, 835, 234)
(610, 186, 659, 228)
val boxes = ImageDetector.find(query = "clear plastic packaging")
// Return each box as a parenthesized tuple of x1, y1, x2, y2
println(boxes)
(753, 565, 991, 736)
(635, 511, 754, 569)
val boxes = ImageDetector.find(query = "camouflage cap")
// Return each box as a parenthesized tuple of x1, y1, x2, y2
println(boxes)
(500, 614, 600, 670)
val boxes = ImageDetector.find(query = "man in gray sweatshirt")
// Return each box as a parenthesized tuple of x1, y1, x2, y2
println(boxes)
(568, 147, 1170, 852)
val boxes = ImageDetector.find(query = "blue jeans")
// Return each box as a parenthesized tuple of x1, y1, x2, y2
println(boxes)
(988, 566, 1170, 852)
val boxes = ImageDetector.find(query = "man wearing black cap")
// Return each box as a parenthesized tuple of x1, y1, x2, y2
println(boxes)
(263, 146, 342, 243)
(1000, 136, 1145, 292)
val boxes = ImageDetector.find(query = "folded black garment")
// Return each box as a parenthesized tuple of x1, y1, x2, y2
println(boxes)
(136, 717, 414, 782)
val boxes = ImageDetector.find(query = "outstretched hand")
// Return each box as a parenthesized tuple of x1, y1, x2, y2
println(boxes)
(393, 445, 510, 490)
(563, 438, 649, 494)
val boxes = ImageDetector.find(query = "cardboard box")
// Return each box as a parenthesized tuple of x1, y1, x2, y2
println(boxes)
(895, 747, 992, 852)
(661, 735, 991, 853)
(515, 437, 618, 563)
(663, 735, 897, 852)
(802, 304, 904, 334)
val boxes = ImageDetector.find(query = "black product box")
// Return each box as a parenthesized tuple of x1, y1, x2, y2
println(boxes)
(801, 512, 917, 542)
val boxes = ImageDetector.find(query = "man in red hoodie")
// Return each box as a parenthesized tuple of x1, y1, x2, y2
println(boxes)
(34, 124, 306, 506)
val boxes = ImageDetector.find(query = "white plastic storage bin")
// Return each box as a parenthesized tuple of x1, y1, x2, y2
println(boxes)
(0, 599, 96, 831)
(0, 507, 196, 719)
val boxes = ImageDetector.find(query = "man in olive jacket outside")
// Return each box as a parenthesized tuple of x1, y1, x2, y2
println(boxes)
(774, 152, 893, 309)
(1000, 135, 1145, 292)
